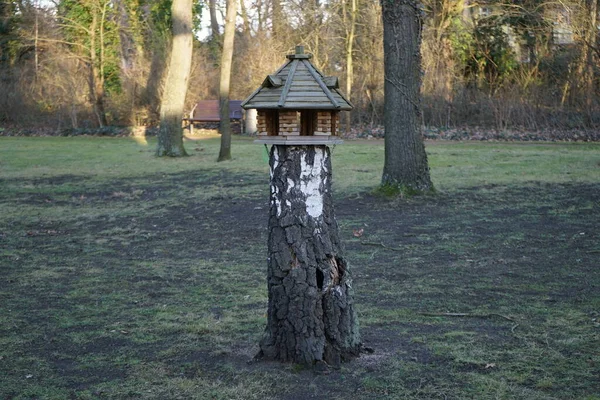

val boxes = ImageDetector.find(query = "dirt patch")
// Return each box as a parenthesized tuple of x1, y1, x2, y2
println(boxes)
(1, 171, 599, 399)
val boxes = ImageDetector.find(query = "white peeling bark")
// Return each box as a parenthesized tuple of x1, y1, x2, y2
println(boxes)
(299, 150, 326, 218)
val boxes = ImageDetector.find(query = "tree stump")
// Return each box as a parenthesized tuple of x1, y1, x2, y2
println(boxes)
(258, 145, 361, 368)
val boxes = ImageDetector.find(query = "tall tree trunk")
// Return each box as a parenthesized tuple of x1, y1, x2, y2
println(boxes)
(581, 0, 598, 125)
(209, 0, 220, 38)
(115, 0, 137, 125)
(239, 0, 252, 42)
(142, 40, 168, 124)
(156, 0, 193, 157)
(115, 0, 135, 74)
(93, 69, 108, 126)
(217, 0, 236, 162)
(564, 0, 598, 124)
(258, 145, 361, 368)
(88, 8, 108, 127)
(381, 0, 434, 193)
(34, 6, 38, 78)
(344, 0, 358, 134)
(272, 0, 283, 38)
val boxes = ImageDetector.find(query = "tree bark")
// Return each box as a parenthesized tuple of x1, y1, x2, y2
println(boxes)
(217, 0, 236, 162)
(115, 0, 135, 74)
(239, 0, 253, 43)
(381, 0, 434, 193)
(563, 0, 599, 123)
(272, 0, 283, 38)
(209, 0, 220, 39)
(580, 0, 598, 125)
(142, 46, 167, 124)
(156, 0, 192, 157)
(115, 0, 137, 125)
(88, 4, 108, 127)
(258, 145, 361, 368)
(344, 0, 358, 134)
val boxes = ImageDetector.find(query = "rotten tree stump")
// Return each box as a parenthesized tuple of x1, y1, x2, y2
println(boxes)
(257, 145, 361, 367)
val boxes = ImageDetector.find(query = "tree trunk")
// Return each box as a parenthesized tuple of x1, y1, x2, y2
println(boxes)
(239, 0, 253, 43)
(115, 0, 135, 74)
(581, 0, 598, 125)
(88, 8, 108, 127)
(564, 0, 598, 124)
(344, 0, 358, 134)
(255, 0, 262, 32)
(34, 7, 38, 77)
(258, 145, 361, 368)
(272, 0, 283, 38)
(93, 71, 108, 127)
(209, 0, 220, 39)
(217, 0, 236, 162)
(142, 48, 167, 124)
(381, 0, 434, 193)
(115, 0, 137, 125)
(156, 0, 193, 157)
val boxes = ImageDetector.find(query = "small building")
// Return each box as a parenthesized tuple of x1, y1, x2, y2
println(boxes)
(241, 46, 352, 145)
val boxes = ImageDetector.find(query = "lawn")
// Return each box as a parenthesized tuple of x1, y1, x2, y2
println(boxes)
(0, 136, 599, 399)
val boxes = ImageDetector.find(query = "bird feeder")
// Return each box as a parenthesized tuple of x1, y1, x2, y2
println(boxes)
(241, 45, 352, 144)
(241, 46, 361, 368)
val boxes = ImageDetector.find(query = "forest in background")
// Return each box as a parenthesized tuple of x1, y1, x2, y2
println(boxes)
(0, 0, 599, 133)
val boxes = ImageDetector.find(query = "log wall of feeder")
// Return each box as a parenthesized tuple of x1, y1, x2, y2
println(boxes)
(279, 111, 300, 135)
(315, 111, 332, 136)
(257, 110, 267, 136)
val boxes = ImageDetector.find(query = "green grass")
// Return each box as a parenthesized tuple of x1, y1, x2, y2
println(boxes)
(1, 136, 599, 399)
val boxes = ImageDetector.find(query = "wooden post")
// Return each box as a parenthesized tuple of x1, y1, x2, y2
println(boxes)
(257, 145, 361, 368)
(245, 108, 257, 135)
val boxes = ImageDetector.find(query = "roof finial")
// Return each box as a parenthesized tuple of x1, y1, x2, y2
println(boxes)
(287, 45, 311, 60)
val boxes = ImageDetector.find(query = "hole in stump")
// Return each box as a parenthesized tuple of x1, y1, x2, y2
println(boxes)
(316, 268, 324, 290)
(336, 257, 345, 280)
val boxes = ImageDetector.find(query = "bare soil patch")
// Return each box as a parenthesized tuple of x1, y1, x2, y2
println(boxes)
(1, 168, 598, 399)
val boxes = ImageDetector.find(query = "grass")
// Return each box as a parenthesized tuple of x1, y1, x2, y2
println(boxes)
(0, 135, 599, 399)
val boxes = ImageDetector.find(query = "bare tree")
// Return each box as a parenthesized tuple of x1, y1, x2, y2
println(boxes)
(217, 0, 237, 161)
(381, 0, 434, 193)
(343, 0, 358, 133)
(156, 0, 193, 157)
(422, 0, 464, 114)
(239, 0, 253, 42)
(1, 0, 597, 131)
(84, 0, 109, 126)
(209, 0, 220, 38)
(272, 0, 284, 37)
(564, 0, 599, 124)
(53, 0, 115, 127)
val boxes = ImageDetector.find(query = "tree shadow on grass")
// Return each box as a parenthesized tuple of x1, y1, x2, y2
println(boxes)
(1, 176, 598, 399)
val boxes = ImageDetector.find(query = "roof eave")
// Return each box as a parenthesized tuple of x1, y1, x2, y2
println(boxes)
(238, 104, 353, 110)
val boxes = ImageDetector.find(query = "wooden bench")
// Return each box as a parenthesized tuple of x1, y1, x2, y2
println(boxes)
(183, 100, 244, 134)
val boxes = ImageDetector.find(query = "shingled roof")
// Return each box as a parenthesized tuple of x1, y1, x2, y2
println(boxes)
(241, 46, 353, 111)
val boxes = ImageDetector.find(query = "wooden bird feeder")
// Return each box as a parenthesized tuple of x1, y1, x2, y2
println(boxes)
(241, 46, 361, 367)
(241, 45, 352, 145)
